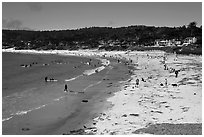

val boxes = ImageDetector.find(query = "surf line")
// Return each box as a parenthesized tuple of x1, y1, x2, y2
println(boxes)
(83, 81, 102, 92)
(82, 66, 113, 92)
(2, 103, 50, 122)
(2, 95, 68, 123)
(65, 74, 83, 82)
(2, 116, 13, 122)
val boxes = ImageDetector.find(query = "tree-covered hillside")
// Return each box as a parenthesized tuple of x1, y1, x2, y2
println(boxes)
(2, 22, 202, 53)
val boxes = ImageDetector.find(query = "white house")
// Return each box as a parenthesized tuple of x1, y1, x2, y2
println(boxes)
(183, 37, 197, 44)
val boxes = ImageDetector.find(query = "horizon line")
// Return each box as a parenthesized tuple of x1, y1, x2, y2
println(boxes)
(2, 22, 200, 31)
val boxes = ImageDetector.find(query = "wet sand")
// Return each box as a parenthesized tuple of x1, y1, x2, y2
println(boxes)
(2, 51, 131, 135)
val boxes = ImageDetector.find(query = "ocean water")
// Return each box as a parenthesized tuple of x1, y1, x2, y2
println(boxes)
(2, 52, 102, 122)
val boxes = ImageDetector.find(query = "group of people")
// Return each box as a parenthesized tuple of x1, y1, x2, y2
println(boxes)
(44, 77, 57, 82)
(20, 62, 38, 68)
(133, 53, 181, 89)
(163, 62, 180, 78)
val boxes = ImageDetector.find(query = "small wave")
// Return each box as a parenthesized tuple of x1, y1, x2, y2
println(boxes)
(83, 80, 102, 92)
(2, 116, 13, 122)
(3, 95, 67, 122)
(65, 74, 83, 82)
(13, 104, 47, 116)
(83, 66, 105, 76)
(54, 96, 66, 101)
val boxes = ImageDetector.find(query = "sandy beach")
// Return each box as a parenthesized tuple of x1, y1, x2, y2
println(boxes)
(2, 49, 202, 135)
(92, 51, 202, 135)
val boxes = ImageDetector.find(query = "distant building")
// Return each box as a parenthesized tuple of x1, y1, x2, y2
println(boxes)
(174, 40, 181, 45)
(155, 39, 171, 47)
(183, 37, 197, 44)
(155, 39, 181, 47)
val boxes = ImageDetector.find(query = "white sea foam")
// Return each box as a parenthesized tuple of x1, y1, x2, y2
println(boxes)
(65, 74, 83, 82)
(83, 66, 105, 76)
(83, 80, 102, 92)
(2, 116, 13, 122)
(2, 95, 69, 123)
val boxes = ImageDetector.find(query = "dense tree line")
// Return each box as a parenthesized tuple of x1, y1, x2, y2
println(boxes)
(2, 22, 202, 50)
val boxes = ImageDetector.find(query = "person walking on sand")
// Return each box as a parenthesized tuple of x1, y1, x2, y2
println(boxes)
(64, 84, 68, 92)
(135, 78, 139, 88)
(165, 78, 168, 87)
(164, 64, 167, 70)
(175, 70, 179, 78)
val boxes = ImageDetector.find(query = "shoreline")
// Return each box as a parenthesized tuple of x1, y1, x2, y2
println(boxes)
(2, 49, 202, 135)
(2, 49, 132, 135)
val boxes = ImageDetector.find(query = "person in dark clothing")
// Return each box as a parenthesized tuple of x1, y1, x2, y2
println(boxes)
(175, 70, 179, 78)
(165, 78, 168, 87)
(135, 78, 139, 88)
(164, 64, 167, 70)
(45, 77, 48, 82)
(64, 84, 68, 92)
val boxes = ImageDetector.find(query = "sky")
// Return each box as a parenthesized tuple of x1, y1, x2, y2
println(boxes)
(2, 2, 202, 30)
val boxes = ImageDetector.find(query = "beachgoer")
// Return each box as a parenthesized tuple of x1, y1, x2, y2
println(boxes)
(45, 77, 48, 82)
(165, 79, 168, 87)
(164, 64, 167, 70)
(118, 59, 120, 63)
(135, 78, 139, 88)
(175, 70, 179, 78)
(64, 84, 68, 92)
(50, 78, 54, 81)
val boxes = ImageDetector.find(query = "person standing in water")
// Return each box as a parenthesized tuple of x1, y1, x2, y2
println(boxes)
(64, 84, 68, 92)
(45, 77, 48, 82)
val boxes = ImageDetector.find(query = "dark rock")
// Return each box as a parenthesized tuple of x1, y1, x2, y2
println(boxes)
(130, 113, 139, 117)
(172, 84, 178, 87)
(110, 131, 117, 135)
(82, 100, 88, 103)
(22, 127, 30, 131)
(122, 114, 127, 117)
(69, 129, 85, 135)
(160, 101, 167, 104)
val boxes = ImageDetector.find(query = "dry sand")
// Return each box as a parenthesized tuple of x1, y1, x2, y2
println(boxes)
(90, 51, 202, 135)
